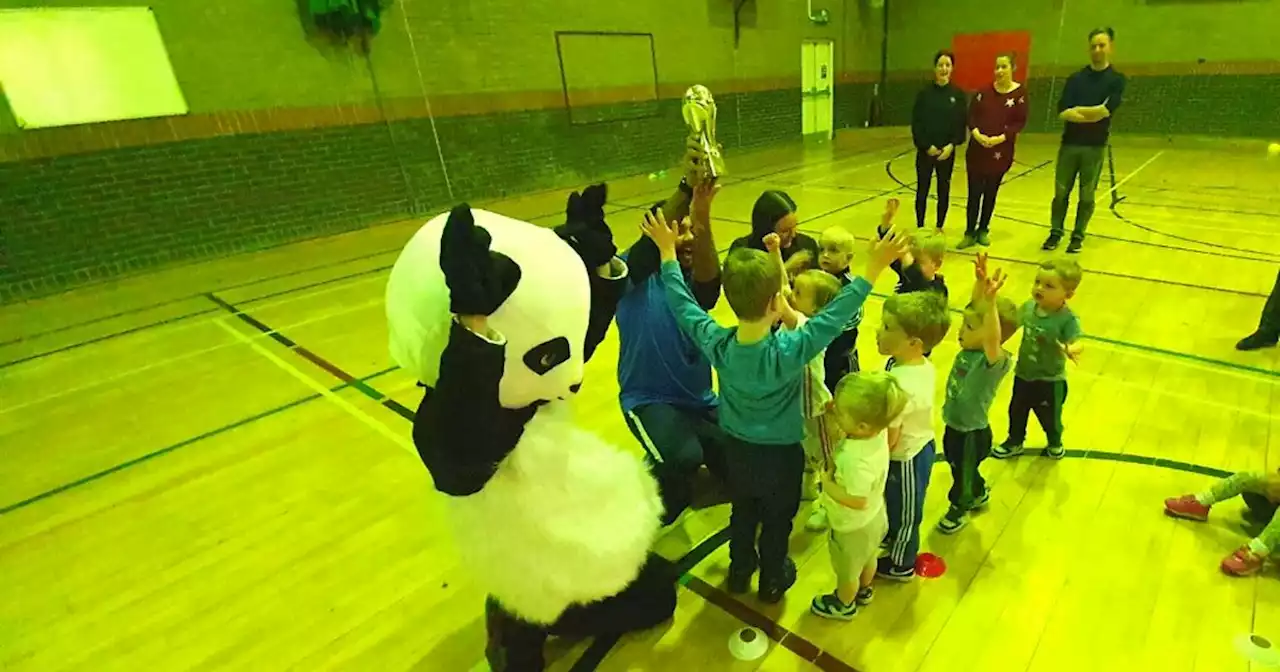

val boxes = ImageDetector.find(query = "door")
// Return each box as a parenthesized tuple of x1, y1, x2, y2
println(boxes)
(802, 40, 834, 140)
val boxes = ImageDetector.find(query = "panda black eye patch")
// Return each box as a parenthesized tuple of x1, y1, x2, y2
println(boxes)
(524, 337, 571, 375)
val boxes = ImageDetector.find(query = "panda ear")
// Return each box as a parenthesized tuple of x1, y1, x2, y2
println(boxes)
(580, 183, 608, 212)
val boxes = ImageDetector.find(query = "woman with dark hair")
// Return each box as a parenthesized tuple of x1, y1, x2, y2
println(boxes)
(911, 50, 968, 231)
(959, 52, 1029, 249)
(730, 190, 820, 275)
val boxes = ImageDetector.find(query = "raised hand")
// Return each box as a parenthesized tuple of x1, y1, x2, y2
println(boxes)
(763, 232, 781, 254)
(867, 229, 909, 279)
(640, 207, 680, 260)
(880, 197, 901, 232)
(440, 204, 520, 318)
(982, 268, 1007, 299)
(691, 180, 720, 224)
(973, 251, 990, 282)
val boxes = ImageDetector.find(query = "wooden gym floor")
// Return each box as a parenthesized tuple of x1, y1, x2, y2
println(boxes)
(2, 129, 1278, 672)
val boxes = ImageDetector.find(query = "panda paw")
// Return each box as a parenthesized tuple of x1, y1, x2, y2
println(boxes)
(556, 183, 617, 271)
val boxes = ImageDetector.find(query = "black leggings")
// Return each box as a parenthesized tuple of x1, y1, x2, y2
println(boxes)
(966, 171, 1006, 235)
(915, 150, 955, 228)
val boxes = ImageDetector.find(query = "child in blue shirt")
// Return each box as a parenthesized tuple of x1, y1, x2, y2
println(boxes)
(641, 207, 906, 603)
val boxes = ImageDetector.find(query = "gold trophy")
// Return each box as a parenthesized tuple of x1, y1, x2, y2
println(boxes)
(682, 85, 726, 183)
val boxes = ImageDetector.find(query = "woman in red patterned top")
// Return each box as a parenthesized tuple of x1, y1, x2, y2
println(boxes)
(959, 53, 1029, 249)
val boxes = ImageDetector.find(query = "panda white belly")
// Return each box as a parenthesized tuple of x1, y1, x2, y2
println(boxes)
(444, 401, 663, 625)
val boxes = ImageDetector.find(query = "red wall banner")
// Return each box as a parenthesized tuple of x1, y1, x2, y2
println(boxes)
(950, 30, 1032, 92)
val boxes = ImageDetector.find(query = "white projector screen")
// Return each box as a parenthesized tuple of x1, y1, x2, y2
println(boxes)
(0, 7, 188, 129)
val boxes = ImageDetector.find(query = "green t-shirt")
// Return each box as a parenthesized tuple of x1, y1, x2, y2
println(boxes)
(943, 348, 1012, 431)
(1015, 301, 1082, 381)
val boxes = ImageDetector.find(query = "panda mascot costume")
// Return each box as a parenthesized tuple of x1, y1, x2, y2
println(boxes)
(385, 184, 677, 670)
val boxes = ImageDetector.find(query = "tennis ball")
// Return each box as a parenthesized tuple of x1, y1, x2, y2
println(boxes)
(1269, 142, 1280, 159)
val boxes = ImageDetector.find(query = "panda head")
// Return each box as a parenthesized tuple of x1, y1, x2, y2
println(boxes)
(386, 208, 590, 409)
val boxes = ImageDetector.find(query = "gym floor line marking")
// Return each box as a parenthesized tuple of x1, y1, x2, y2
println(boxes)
(0, 366, 400, 516)
(1104, 149, 1164, 197)
(207, 293, 417, 422)
(213, 320, 415, 454)
(0, 298, 386, 415)
(882, 153, 1275, 264)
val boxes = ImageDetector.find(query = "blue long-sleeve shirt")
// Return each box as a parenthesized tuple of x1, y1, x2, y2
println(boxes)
(658, 260, 874, 445)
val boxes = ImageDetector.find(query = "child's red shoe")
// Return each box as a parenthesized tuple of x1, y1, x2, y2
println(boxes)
(1163, 495, 1210, 522)
(1221, 546, 1265, 577)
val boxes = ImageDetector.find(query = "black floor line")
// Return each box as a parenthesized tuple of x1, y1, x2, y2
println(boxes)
(883, 153, 1276, 264)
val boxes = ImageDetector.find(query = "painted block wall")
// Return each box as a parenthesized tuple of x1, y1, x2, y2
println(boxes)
(0, 0, 868, 301)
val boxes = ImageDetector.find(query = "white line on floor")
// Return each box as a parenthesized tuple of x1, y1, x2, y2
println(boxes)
(214, 319, 416, 454)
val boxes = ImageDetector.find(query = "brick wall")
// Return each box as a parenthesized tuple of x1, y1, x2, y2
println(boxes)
(0, 0, 868, 302)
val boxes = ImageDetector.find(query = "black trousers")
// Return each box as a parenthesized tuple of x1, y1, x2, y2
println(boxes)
(823, 327, 860, 391)
(724, 438, 804, 585)
(1006, 377, 1069, 447)
(943, 425, 992, 510)
(915, 150, 956, 229)
(965, 171, 1005, 235)
(1257, 268, 1280, 338)
(485, 554, 678, 671)
(623, 403, 728, 526)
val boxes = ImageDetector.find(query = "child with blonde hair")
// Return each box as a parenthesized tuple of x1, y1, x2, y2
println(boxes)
(810, 371, 908, 620)
(937, 253, 1021, 534)
(993, 257, 1084, 460)
(766, 233, 845, 527)
(816, 225, 863, 388)
(875, 291, 953, 580)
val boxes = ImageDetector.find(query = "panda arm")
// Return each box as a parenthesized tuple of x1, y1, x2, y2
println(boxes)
(584, 258, 628, 363)
(414, 318, 525, 496)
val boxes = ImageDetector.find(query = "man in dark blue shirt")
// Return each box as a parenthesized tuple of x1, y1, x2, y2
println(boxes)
(1045, 27, 1126, 254)
(616, 171, 728, 526)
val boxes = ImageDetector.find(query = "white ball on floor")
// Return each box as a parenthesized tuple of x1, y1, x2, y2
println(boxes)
(1268, 142, 1280, 159)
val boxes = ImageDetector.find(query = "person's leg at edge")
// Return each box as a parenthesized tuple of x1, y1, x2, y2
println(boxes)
(1237, 268, 1280, 350)
(935, 155, 955, 229)
(915, 150, 935, 228)
(1166, 472, 1280, 576)
(1048, 145, 1082, 247)
(963, 171, 982, 244)
(1070, 146, 1106, 249)
(977, 172, 1004, 241)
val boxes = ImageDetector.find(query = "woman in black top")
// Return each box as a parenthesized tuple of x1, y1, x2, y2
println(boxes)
(910, 50, 968, 231)
(729, 190, 820, 275)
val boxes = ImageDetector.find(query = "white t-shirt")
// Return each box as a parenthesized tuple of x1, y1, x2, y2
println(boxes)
(888, 360, 936, 461)
(788, 314, 832, 419)
(821, 433, 890, 532)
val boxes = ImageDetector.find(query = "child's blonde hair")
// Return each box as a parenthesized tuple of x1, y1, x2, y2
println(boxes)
(884, 291, 952, 350)
(722, 248, 781, 320)
(833, 371, 909, 432)
(793, 269, 842, 309)
(1039, 258, 1083, 292)
(911, 231, 947, 264)
(819, 226, 856, 256)
(967, 296, 1021, 343)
